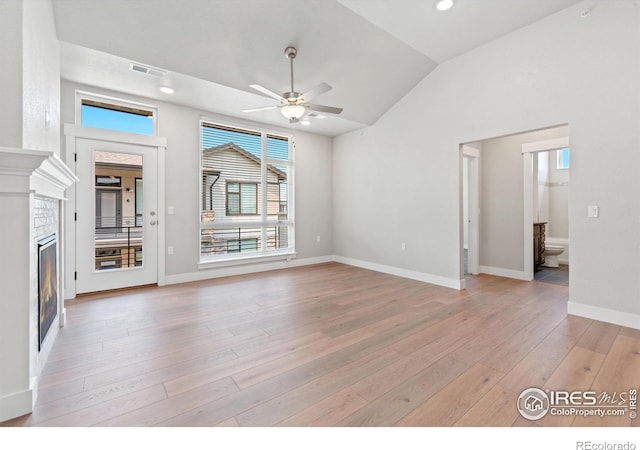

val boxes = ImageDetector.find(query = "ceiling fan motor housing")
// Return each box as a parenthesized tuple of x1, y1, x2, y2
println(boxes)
(284, 46, 297, 60)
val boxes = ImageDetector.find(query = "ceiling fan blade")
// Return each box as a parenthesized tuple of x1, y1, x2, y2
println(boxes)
(249, 84, 286, 102)
(300, 82, 332, 103)
(305, 103, 343, 115)
(243, 105, 280, 113)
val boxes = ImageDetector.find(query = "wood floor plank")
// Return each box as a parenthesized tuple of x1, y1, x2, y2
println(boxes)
(499, 324, 579, 395)
(96, 377, 239, 426)
(36, 385, 167, 427)
(235, 348, 402, 426)
(276, 388, 369, 427)
(394, 363, 503, 426)
(337, 356, 469, 427)
(575, 320, 621, 355)
(536, 346, 607, 426)
(572, 334, 640, 426)
(3, 262, 637, 428)
(455, 384, 520, 427)
(231, 328, 375, 389)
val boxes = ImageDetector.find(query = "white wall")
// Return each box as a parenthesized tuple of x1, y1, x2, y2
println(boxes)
(334, 0, 640, 326)
(61, 81, 334, 282)
(548, 152, 569, 238)
(537, 151, 550, 224)
(0, 0, 24, 148)
(22, 0, 60, 153)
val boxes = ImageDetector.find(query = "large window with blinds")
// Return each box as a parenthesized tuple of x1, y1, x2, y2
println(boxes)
(200, 120, 293, 262)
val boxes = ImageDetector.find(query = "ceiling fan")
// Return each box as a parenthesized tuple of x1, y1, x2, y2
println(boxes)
(244, 46, 343, 123)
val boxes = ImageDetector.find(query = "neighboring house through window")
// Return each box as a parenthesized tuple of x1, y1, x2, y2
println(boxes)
(200, 121, 293, 261)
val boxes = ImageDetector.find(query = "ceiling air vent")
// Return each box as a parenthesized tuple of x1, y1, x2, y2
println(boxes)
(129, 63, 166, 77)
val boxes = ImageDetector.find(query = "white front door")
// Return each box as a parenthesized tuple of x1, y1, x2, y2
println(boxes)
(76, 138, 158, 294)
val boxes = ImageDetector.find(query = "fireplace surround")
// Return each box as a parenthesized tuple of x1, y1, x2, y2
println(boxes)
(0, 148, 77, 422)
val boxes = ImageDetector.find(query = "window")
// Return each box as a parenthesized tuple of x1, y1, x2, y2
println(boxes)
(95, 175, 121, 187)
(200, 121, 293, 261)
(557, 148, 570, 169)
(79, 96, 156, 135)
(226, 182, 258, 215)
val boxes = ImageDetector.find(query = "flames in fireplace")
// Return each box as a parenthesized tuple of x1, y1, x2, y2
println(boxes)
(38, 235, 58, 350)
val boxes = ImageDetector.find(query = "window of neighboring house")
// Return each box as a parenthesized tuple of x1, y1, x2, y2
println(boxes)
(557, 148, 570, 169)
(200, 120, 293, 262)
(226, 182, 258, 215)
(96, 175, 121, 187)
(79, 96, 156, 135)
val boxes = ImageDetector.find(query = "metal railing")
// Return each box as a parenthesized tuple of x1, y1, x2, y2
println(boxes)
(94, 216, 142, 270)
(200, 226, 289, 255)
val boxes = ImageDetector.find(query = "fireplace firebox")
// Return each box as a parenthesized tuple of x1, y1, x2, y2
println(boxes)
(38, 234, 58, 350)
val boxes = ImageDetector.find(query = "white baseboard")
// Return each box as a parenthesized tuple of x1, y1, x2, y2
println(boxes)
(334, 256, 463, 290)
(568, 302, 640, 330)
(479, 265, 530, 281)
(0, 385, 34, 423)
(160, 255, 334, 286)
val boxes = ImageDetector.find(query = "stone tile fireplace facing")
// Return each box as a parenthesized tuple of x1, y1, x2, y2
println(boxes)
(0, 148, 77, 422)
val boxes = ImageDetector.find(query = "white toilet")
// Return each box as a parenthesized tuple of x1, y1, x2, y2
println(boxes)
(544, 245, 565, 268)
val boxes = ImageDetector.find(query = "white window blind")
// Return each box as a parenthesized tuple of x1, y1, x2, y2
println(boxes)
(200, 121, 293, 261)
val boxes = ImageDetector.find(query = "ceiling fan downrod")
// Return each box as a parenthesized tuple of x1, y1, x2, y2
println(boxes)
(284, 46, 298, 100)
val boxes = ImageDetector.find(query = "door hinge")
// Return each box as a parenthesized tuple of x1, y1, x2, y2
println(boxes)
(74, 212, 77, 221)
(74, 271, 77, 280)
(74, 153, 77, 162)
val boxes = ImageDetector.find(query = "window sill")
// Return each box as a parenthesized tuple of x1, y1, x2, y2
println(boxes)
(198, 251, 297, 270)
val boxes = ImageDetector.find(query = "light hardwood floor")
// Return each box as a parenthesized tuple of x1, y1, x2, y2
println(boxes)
(2, 262, 639, 427)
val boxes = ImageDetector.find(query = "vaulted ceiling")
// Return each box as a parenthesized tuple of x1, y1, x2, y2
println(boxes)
(52, 0, 582, 136)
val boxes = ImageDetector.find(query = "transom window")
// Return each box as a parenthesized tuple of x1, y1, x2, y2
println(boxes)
(200, 120, 294, 262)
(78, 95, 156, 136)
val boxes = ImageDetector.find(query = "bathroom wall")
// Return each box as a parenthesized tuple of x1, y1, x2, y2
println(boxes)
(536, 151, 550, 224)
(548, 151, 569, 238)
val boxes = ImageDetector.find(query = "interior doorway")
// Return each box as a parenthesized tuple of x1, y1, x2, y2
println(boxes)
(522, 137, 570, 283)
(461, 144, 480, 279)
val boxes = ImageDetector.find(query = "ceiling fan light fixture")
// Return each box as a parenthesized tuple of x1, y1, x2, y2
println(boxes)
(281, 104, 306, 120)
(435, 0, 453, 11)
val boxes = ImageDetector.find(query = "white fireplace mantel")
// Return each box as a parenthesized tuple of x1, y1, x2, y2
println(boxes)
(0, 147, 77, 423)
(0, 147, 78, 197)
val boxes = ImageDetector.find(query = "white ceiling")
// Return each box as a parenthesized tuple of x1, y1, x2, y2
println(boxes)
(52, 0, 583, 137)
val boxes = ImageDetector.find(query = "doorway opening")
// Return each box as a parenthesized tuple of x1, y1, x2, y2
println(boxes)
(460, 125, 569, 289)
(524, 144, 570, 286)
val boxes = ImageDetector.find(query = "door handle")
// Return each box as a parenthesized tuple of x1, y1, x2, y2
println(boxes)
(150, 220, 157, 226)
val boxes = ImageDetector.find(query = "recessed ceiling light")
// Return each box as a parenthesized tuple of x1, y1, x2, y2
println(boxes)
(436, 0, 453, 11)
(160, 86, 174, 94)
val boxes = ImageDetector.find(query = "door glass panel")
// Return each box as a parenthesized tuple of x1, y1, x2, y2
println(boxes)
(94, 150, 143, 271)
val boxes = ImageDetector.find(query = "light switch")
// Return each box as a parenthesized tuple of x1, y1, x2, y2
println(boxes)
(168, 206, 175, 215)
(587, 205, 599, 218)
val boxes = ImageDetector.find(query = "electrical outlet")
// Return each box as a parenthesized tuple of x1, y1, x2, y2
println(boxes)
(401, 242, 406, 251)
(316, 235, 321, 243)
(587, 205, 599, 218)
